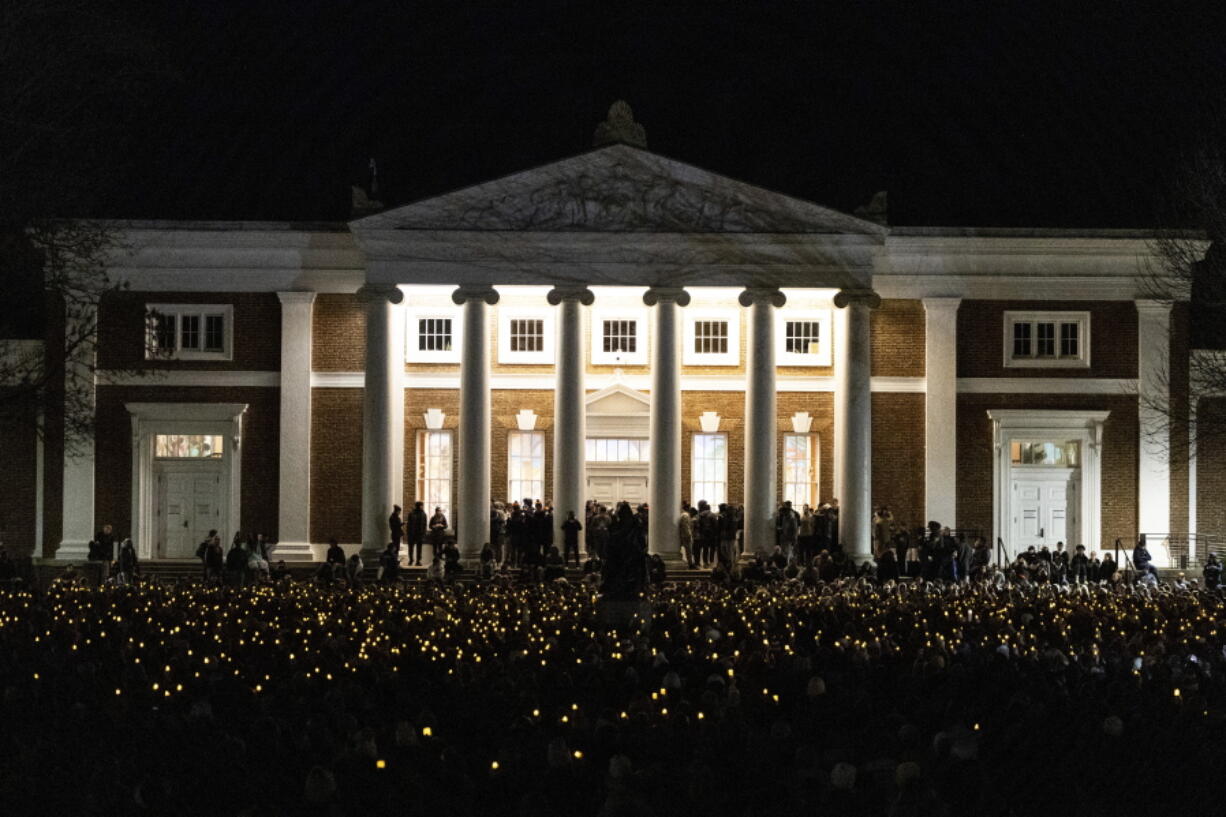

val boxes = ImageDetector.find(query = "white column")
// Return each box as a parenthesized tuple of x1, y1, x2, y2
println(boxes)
(739, 288, 786, 557)
(275, 291, 316, 560)
(1137, 300, 1172, 542)
(453, 286, 499, 559)
(923, 298, 961, 527)
(360, 284, 404, 558)
(547, 286, 593, 546)
(644, 287, 690, 559)
(59, 302, 97, 560)
(834, 289, 880, 561)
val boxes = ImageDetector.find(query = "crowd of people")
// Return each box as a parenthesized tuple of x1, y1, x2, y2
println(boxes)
(2, 552, 1225, 816)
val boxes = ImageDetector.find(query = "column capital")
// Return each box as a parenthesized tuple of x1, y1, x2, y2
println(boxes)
(546, 285, 595, 306)
(277, 290, 317, 305)
(643, 286, 691, 307)
(738, 287, 786, 308)
(356, 283, 404, 304)
(451, 285, 500, 306)
(921, 296, 961, 313)
(1135, 298, 1173, 316)
(834, 289, 881, 309)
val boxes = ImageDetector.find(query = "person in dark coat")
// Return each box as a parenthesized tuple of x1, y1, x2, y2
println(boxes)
(1100, 552, 1118, 583)
(561, 511, 582, 566)
(876, 547, 900, 583)
(90, 524, 117, 562)
(118, 538, 139, 582)
(1070, 544, 1090, 584)
(388, 505, 403, 558)
(325, 538, 346, 573)
(1203, 553, 1222, 589)
(428, 507, 448, 558)
(407, 502, 428, 566)
(204, 535, 224, 584)
(601, 502, 647, 600)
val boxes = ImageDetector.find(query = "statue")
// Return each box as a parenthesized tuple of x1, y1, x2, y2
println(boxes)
(593, 100, 647, 149)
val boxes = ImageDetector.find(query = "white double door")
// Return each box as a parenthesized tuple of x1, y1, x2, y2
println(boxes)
(1011, 468, 1078, 551)
(157, 461, 223, 558)
(587, 466, 649, 506)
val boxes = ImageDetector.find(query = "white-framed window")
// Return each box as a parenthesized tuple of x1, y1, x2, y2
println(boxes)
(1003, 311, 1090, 368)
(691, 432, 728, 506)
(782, 433, 820, 508)
(499, 308, 556, 364)
(406, 307, 464, 363)
(416, 429, 453, 524)
(507, 430, 546, 502)
(590, 307, 648, 365)
(145, 304, 233, 360)
(154, 434, 225, 459)
(585, 438, 650, 462)
(684, 309, 740, 366)
(776, 310, 832, 366)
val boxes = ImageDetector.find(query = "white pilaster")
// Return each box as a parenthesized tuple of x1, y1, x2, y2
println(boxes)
(548, 286, 593, 547)
(644, 287, 690, 559)
(835, 289, 880, 561)
(360, 284, 404, 558)
(275, 291, 316, 560)
(739, 288, 786, 557)
(923, 297, 961, 527)
(454, 286, 499, 559)
(59, 302, 97, 559)
(1137, 300, 1171, 539)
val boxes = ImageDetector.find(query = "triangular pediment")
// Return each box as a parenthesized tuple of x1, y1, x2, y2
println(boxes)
(354, 144, 885, 235)
(585, 382, 650, 414)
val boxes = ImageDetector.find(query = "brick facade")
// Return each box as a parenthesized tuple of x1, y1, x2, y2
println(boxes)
(312, 294, 365, 372)
(956, 393, 1139, 549)
(957, 301, 1137, 379)
(0, 396, 38, 557)
(872, 392, 926, 530)
(872, 299, 926, 377)
(1196, 398, 1226, 541)
(310, 388, 363, 543)
(97, 291, 281, 371)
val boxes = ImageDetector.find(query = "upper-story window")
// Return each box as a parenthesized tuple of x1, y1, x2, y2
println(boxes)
(1003, 311, 1090, 368)
(683, 309, 739, 366)
(406, 307, 463, 363)
(776, 310, 832, 366)
(499, 308, 555, 364)
(590, 307, 648, 365)
(146, 304, 233, 361)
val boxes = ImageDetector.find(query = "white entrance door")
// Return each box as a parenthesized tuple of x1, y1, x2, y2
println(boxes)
(587, 474, 649, 506)
(158, 464, 223, 558)
(1011, 472, 1077, 552)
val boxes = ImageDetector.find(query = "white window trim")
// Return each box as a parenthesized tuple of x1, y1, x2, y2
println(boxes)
(776, 309, 833, 367)
(684, 309, 740, 367)
(405, 306, 464, 363)
(691, 431, 729, 506)
(1003, 311, 1091, 369)
(146, 303, 234, 361)
(590, 307, 649, 366)
(498, 307, 556, 364)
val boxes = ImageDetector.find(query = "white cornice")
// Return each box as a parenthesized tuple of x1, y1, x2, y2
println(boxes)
(311, 371, 926, 393)
(99, 370, 280, 388)
(959, 378, 1137, 394)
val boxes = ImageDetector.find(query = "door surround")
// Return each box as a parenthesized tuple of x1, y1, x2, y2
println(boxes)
(127, 402, 247, 559)
(988, 409, 1109, 556)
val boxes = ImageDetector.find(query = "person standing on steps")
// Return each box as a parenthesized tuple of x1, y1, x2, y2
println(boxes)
(388, 505, 403, 559)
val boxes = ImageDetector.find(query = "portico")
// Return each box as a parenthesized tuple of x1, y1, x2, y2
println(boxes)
(350, 143, 886, 560)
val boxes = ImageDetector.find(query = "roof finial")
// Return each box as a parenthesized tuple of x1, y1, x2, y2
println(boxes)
(593, 100, 647, 148)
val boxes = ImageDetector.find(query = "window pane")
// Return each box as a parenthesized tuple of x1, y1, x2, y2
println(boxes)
(1012, 322, 1031, 357)
(691, 433, 727, 506)
(204, 315, 225, 351)
(508, 430, 545, 502)
(1036, 323, 1055, 356)
(180, 315, 200, 350)
(510, 319, 544, 353)
(418, 317, 453, 352)
(155, 434, 224, 459)
(694, 320, 729, 355)
(603, 319, 637, 354)
(418, 431, 453, 522)
(785, 321, 821, 355)
(1060, 322, 1079, 357)
(152, 313, 176, 351)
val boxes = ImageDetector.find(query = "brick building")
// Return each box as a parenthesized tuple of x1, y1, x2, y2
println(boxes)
(6, 140, 1208, 567)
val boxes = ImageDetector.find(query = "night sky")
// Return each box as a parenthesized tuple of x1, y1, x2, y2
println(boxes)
(18, 1, 1226, 227)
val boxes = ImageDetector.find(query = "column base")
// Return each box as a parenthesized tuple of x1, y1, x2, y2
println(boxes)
(55, 540, 92, 561)
(271, 541, 317, 562)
